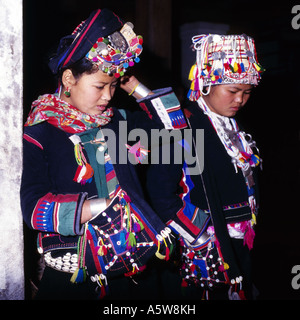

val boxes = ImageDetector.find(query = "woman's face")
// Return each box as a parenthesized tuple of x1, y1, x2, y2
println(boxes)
(203, 84, 253, 117)
(62, 69, 118, 115)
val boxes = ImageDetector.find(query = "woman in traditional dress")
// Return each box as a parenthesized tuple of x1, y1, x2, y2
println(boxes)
(146, 34, 264, 300)
(21, 8, 184, 300)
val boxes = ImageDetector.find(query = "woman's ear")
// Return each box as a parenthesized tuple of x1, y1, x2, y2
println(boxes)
(62, 69, 76, 89)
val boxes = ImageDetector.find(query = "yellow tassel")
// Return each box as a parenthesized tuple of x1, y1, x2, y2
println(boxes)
(253, 63, 261, 71)
(188, 64, 196, 81)
(70, 267, 87, 283)
(97, 246, 104, 256)
(155, 251, 166, 260)
(233, 62, 239, 73)
(223, 262, 229, 270)
(70, 268, 79, 283)
(155, 241, 166, 260)
(251, 213, 257, 225)
(190, 80, 195, 91)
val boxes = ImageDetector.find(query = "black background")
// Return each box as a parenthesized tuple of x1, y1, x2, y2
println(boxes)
(23, 0, 300, 300)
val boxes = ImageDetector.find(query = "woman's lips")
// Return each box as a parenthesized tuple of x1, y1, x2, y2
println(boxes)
(96, 105, 107, 111)
(230, 105, 241, 112)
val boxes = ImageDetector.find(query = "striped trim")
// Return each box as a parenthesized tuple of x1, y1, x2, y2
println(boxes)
(168, 220, 195, 243)
(23, 133, 43, 150)
(176, 209, 201, 236)
(31, 193, 80, 236)
(62, 9, 101, 68)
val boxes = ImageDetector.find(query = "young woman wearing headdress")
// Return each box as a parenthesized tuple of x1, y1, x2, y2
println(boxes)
(21, 8, 186, 300)
(146, 34, 264, 299)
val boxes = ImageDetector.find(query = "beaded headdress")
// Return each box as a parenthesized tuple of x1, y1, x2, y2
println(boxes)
(48, 9, 143, 78)
(187, 34, 264, 101)
(85, 22, 143, 78)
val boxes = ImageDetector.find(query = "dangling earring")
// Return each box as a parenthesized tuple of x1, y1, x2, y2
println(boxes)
(64, 87, 71, 97)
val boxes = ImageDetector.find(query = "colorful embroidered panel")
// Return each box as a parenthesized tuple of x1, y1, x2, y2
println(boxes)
(31, 193, 82, 236)
(150, 92, 187, 129)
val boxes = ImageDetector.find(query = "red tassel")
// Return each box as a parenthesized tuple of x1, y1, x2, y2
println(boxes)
(240, 151, 251, 161)
(99, 285, 106, 299)
(242, 221, 255, 250)
(187, 252, 195, 259)
(237, 63, 242, 74)
(124, 269, 138, 277)
(124, 265, 146, 277)
(239, 290, 246, 300)
(181, 279, 188, 287)
(214, 238, 220, 248)
(218, 265, 225, 272)
(224, 62, 230, 71)
(73, 165, 82, 182)
(96, 245, 107, 256)
(123, 194, 131, 202)
(205, 63, 212, 73)
(165, 246, 170, 261)
(138, 265, 147, 273)
(244, 226, 255, 250)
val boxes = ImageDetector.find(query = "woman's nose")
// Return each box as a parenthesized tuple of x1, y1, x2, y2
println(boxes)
(235, 92, 243, 104)
(102, 86, 112, 101)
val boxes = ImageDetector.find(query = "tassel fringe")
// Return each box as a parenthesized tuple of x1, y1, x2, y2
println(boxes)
(70, 267, 87, 284)
(73, 143, 94, 185)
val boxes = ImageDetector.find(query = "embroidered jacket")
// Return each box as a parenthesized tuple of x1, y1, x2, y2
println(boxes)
(21, 88, 187, 254)
(146, 101, 260, 244)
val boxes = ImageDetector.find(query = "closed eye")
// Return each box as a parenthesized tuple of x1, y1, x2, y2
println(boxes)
(229, 90, 252, 95)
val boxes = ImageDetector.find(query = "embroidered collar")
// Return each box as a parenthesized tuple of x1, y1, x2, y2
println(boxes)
(25, 94, 113, 134)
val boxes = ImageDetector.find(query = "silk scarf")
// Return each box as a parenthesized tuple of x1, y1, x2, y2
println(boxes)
(25, 94, 113, 133)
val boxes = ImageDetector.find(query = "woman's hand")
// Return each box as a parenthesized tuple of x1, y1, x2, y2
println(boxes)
(120, 75, 140, 97)
(120, 75, 152, 99)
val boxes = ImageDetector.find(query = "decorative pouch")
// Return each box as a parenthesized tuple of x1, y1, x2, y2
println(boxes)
(180, 231, 229, 291)
(71, 189, 173, 297)
(180, 117, 246, 300)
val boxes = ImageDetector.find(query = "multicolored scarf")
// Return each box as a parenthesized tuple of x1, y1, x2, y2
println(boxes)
(25, 94, 114, 189)
(25, 94, 113, 133)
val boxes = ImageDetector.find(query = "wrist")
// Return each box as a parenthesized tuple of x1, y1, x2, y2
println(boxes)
(128, 82, 151, 99)
(131, 83, 151, 99)
(89, 198, 107, 218)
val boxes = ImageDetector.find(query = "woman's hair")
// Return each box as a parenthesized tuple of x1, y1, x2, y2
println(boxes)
(58, 58, 99, 84)
(52, 37, 99, 85)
